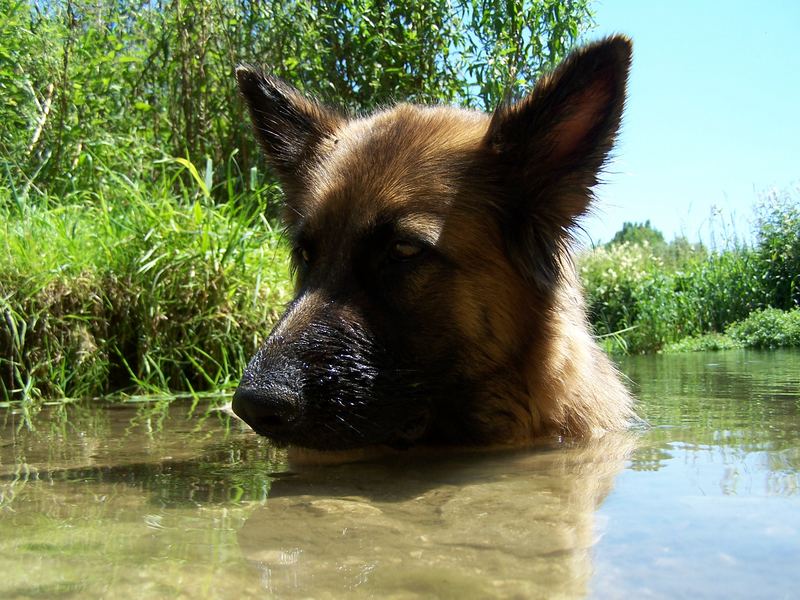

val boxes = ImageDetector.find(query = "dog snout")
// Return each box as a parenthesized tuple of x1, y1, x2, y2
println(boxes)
(232, 382, 301, 436)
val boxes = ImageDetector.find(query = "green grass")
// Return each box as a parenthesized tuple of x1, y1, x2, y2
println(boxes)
(1, 158, 292, 404)
(580, 188, 799, 354)
(2, 158, 798, 404)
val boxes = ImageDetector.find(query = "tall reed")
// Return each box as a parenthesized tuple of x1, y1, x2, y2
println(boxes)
(1, 157, 291, 403)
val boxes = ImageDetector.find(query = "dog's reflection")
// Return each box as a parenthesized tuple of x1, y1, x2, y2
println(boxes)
(238, 433, 636, 598)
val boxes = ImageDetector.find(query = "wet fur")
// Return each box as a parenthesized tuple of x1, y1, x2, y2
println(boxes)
(233, 36, 635, 450)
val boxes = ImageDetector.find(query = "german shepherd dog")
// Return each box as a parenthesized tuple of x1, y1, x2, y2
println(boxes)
(232, 36, 635, 451)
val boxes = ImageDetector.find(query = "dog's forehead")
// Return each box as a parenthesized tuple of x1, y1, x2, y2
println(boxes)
(299, 105, 489, 238)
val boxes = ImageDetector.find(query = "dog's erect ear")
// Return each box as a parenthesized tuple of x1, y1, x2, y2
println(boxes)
(485, 35, 631, 287)
(486, 36, 630, 226)
(236, 66, 343, 194)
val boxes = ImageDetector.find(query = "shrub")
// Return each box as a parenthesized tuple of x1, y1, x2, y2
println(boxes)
(580, 189, 800, 353)
(727, 308, 800, 349)
(0, 161, 292, 402)
(663, 333, 741, 353)
(754, 189, 800, 310)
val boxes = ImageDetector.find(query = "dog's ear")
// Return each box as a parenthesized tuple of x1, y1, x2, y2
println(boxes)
(485, 36, 631, 286)
(236, 66, 343, 195)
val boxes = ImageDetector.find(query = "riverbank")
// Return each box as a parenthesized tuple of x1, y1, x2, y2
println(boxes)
(1, 163, 291, 403)
(579, 189, 799, 354)
(2, 174, 798, 403)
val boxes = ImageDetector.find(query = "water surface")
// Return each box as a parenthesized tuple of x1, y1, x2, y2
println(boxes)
(1, 349, 798, 599)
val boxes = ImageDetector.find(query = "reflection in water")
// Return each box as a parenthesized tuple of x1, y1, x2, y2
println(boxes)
(0, 401, 277, 599)
(238, 435, 636, 598)
(592, 349, 800, 599)
(621, 349, 800, 497)
(0, 403, 283, 510)
(623, 349, 800, 446)
(1, 349, 799, 599)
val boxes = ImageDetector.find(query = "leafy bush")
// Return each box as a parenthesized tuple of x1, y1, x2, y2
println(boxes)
(754, 189, 800, 310)
(0, 161, 291, 402)
(663, 333, 741, 353)
(1, 0, 594, 203)
(580, 189, 800, 353)
(580, 240, 706, 352)
(728, 308, 800, 349)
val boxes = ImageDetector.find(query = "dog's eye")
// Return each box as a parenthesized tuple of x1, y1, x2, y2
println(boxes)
(295, 246, 312, 265)
(389, 240, 425, 261)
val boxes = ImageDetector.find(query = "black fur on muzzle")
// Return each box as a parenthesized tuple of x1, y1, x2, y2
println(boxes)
(232, 317, 435, 450)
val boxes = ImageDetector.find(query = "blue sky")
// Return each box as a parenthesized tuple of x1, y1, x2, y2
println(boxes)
(579, 0, 800, 247)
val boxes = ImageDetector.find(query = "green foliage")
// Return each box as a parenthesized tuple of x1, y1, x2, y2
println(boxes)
(462, 0, 593, 107)
(754, 188, 800, 310)
(1, 0, 594, 203)
(663, 333, 741, 353)
(665, 307, 800, 353)
(609, 220, 665, 248)
(581, 189, 800, 354)
(606, 221, 706, 269)
(728, 308, 800, 349)
(580, 240, 705, 352)
(0, 160, 292, 403)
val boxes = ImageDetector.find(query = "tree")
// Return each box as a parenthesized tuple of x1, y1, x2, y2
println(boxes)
(608, 220, 666, 248)
(1, 0, 596, 199)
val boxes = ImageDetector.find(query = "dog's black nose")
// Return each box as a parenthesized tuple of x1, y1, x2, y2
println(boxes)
(232, 384, 300, 436)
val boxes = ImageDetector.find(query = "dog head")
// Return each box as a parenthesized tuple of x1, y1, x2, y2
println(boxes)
(232, 37, 631, 450)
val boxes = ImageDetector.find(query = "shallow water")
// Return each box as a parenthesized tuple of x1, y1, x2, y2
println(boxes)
(1, 349, 798, 599)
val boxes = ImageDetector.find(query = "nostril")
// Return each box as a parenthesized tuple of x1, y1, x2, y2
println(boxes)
(232, 384, 300, 435)
(259, 413, 285, 429)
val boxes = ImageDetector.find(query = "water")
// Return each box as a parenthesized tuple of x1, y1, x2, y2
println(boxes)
(1, 349, 798, 599)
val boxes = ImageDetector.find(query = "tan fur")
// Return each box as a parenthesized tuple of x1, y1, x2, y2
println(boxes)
(234, 37, 636, 450)
(306, 103, 633, 440)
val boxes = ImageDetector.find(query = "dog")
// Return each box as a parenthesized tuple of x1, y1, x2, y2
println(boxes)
(232, 36, 635, 451)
